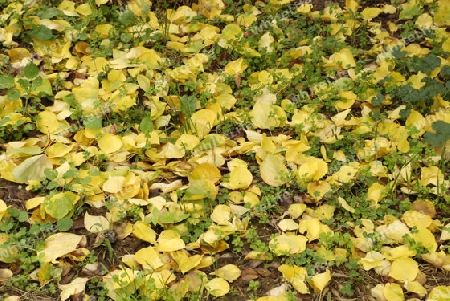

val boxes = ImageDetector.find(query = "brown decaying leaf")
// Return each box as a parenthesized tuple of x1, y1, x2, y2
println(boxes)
(241, 268, 259, 281)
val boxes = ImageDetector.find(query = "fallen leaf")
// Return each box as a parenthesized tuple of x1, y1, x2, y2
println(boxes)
(278, 264, 309, 294)
(241, 268, 259, 281)
(214, 264, 241, 282)
(84, 212, 110, 233)
(206, 277, 230, 297)
(58, 277, 89, 301)
(388, 257, 418, 281)
(309, 269, 331, 292)
(37, 233, 84, 263)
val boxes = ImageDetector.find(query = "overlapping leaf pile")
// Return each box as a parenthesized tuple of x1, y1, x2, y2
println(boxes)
(1, 0, 450, 300)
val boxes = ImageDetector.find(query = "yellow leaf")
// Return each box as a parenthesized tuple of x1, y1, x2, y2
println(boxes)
(102, 176, 125, 194)
(257, 297, 289, 301)
(332, 165, 359, 184)
(297, 4, 312, 13)
(76, 3, 92, 16)
(176, 134, 200, 151)
(443, 38, 450, 53)
(285, 140, 310, 164)
(0, 113, 30, 126)
(244, 191, 260, 207)
(329, 48, 356, 68)
(0, 268, 12, 283)
(298, 218, 327, 241)
(244, 251, 271, 261)
(135, 247, 164, 270)
(103, 268, 139, 300)
(402, 210, 432, 228)
(132, 221, 156, 244)
(191, 109, 217, 138)
(84, 212, 110, 233)
(224, 58, 248, 76)
(376, 220, 410, 243)
(37, 233, 84, 263)
(189, 162, 221, 184)
(361, 8, 381, 20)
(269, 234, 307, 255)
(381, 245, 416, 260)
(259, 32, 274, 52)
(260, 154, 288, 187)
(184, 178, 218, 200)
(337, 197, 355, 213)
(58, 277, 89, 301)
(404, 281, 427, 297)
(278, 264, 309, 294)
(297, 157, 328, 182)
(428, 286, 450, 300)
(214, 264, 241, 282)
(383, 283, 404, 301)
(36, 111, 60, 134)
(211, 204, 232, 226)
(285, 204, 307, 219)
(306, 181, 331, 200)
(95, 24, 113, 38)
(335, 91, 356, 110)
(206, 278, 230, 297)
(12, 154, 52, 184)
(309, 269, 331, 292)
(26, 196, 45, 211)
(359, 251, 386, 271)
(278, 219, 298, 232)
(434, 0, 450, 26)
(0, 199, 7, 221)
(236, 14, 257, 28)
(229, 165, 252, 189)
(312, 204, 335, 220)
(250, 101, 286, 129)
(269, 0, 291, 4)
(180, 254, 203, 273)
(420, 166, 444, 187)
(388, 257, 418, 281)
(158, 230, 185, 252)
(158, 142, 185, 159)
(408, 72, 427, 89)
(98, 134, 122, 154)
(405, 110, 426, 136)
(441, 223, 450, 240)
(367, 183, 386, 205)
(410, 226, 437, 253)
(218, 24, 242, 48)
(46, 143, 74, 158)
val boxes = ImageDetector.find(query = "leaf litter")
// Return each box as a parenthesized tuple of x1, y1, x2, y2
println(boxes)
(1, 0, 450, 300)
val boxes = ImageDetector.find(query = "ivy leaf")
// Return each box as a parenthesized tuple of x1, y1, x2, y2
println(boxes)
(424, 121, 450, 146)
(24, 62, 40, 79)
(7, 88, 20, 101)
(440, 65, 450, 78)
(57, 218, 74, 232)
(43, 192, 77, 220)
(84, 116, 102, 130)
(119, 10, 136, 26)
(139, 115, 154, 136)
(180, 95, 197, 118)
(7, 207, 28, 222)
(392, 46, 407, 59)
(28, 24, 53, 41)
(0, 75, 14, 89)
(371, 91, 383, 106)
(37, 8, 62, 19)
(409, 55, 441, 74)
